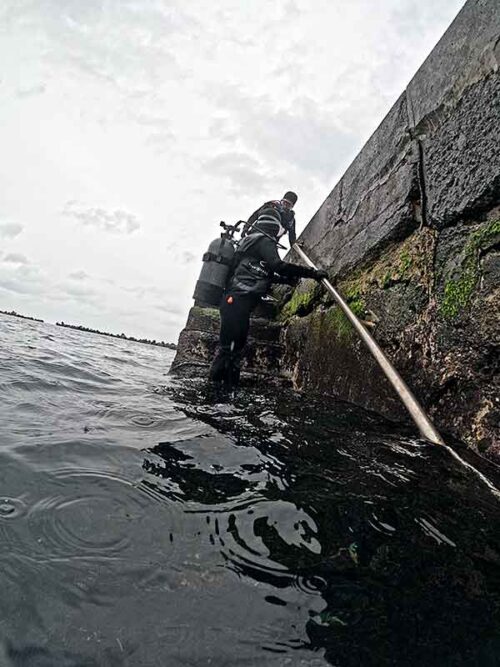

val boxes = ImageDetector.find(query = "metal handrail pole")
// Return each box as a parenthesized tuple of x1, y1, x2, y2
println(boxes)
(293, 243, 445, 445)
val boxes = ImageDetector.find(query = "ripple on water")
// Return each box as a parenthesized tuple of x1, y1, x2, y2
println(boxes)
(0, 469, 152, 563)
(143, 434, 327, 606)
(215, 498, 324, 592)
(0, 498, 26, 520)
(27, 493, 131, 558)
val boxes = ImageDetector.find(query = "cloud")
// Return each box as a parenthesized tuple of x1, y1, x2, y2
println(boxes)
(208, 117, 238, 143)
(203, 151, 268, 192)
(0, 261, 44, 295)
(181, 251, 197, 264)
(0, 279, 39, 295)
(69, 270, 89, 280)
(390, 0, 464, 40)
(0, 222, 23, 239)
(3, 253, 29, 265)
(154, 302, 187, 317)
(15, 0, 187, 91)
(122, 285, 147, 297)
(63, 283, 98, 299)
(0, 254, 97, 305)
(16, 83, 46, 98)
(207, 88, 358, 180)
(144, 131, 175, 154)
(132, 112, 173, 131)
(63, 201, 141, 235)
(122, 284, 165, 300)
(120, 284, 187, 319)
(283, 0, 301, 20)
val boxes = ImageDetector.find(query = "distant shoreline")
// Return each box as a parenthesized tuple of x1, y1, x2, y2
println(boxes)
(0, 309, 44, 323)
(55, 322, 177, 350)
(0, 310, 176, 350)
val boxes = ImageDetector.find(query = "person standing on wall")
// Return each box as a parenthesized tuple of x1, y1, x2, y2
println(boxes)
(209, 207, 326, 388)
(242, 191, 298, 246)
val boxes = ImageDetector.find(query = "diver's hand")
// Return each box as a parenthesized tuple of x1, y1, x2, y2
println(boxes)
(314, 269, 328, 281)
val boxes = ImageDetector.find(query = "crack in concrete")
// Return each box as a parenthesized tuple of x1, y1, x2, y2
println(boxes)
(416, 139, 429, 229)
(309, 197, 414, 268)
(305, 152, 415, 259)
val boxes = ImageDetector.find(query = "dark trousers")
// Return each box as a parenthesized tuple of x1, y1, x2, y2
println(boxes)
(209, 293, 259, 387)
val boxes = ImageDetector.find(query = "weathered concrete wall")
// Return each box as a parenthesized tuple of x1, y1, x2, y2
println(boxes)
(281, 0, 500, 456)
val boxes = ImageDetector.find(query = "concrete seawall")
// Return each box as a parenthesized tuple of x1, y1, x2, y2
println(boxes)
(172, 0, 499, 455)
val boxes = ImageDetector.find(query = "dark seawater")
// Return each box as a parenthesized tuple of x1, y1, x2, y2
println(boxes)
(1, 313, 500, 667)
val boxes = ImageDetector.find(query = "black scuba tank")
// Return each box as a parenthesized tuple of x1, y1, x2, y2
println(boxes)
(192, 221, 244, 307)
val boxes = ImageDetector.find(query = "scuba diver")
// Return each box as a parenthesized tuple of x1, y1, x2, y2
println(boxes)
(242, 191, 298, 245)
(209, 207, 327, 388)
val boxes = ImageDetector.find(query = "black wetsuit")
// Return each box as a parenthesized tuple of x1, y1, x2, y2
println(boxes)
(209, 231, 318, 387)
(243, 201, 297, 245)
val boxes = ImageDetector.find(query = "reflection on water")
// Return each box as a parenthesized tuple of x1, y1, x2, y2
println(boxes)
(0, 313, 499, 666)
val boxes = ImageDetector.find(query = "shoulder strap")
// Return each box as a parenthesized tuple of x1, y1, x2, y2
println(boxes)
(244, 228, 287, 251)
(235, 232, 268, 255)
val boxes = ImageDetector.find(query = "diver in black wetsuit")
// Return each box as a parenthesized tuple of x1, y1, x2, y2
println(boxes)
(242, 191, 298, 246)
(209, 207, 327, 388)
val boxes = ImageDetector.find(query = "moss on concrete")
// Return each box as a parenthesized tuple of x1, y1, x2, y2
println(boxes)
(280, 283, 318, 320)
(310, 298, 366, 344)
(192, 305, 220, 318)
(314, 230, 433, 336)
(324, 307, 353, 342)
(280, 232, 434, 342)
(317, 294, 367, 344)
(440, 219, 500, 320)
(340, 230, 433, 297)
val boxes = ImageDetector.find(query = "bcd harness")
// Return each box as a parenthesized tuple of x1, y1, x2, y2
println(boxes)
(229, 232, 278, 296)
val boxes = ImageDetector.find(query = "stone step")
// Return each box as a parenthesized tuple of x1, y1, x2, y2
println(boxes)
(170, 306, 285, 379)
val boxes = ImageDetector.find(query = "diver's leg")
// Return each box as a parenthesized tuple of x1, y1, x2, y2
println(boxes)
(209, 294, 241, 383)
(208, 346, 230, 382)
(225, 295, 255, 387)
(209, 294, 255, 387)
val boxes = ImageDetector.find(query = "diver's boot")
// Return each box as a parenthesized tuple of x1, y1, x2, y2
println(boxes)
(209, 347, 231, 383)
(225, 351, 241, 390)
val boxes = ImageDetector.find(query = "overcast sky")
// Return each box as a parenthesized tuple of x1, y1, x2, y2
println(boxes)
(0, 0, 465, 342)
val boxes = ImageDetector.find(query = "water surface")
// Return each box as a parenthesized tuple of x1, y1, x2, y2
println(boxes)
(1, 313, 499, 666)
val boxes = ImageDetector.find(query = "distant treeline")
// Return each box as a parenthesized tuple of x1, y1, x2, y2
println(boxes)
(55, 321, 177, 350)
(0, 309, 44, 323)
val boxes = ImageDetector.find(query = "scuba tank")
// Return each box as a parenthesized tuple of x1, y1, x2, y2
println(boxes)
(193, 220, 244, 307)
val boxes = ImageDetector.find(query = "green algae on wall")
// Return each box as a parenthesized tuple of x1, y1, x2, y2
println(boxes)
(281, 277, 367, 339)
(281, 230, 436, 342)
(439, 219, 500, 320)
(319, 230, 435, 339)
(339, 229, 434, 297)
(323, 304, 362, 343)
(319, 284, 367, 343)
(304, 292, 368, 347)
(192, 305, 220, 319)
(280, 283, 318, 320)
